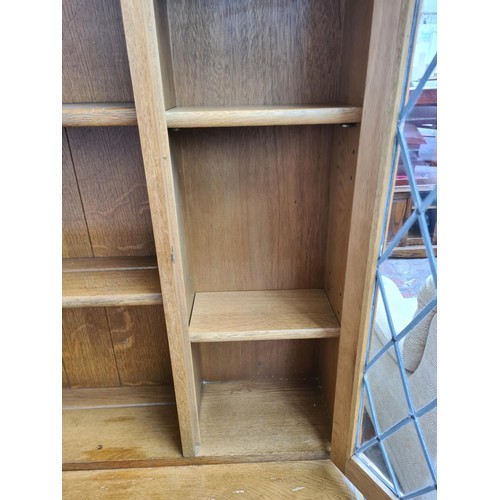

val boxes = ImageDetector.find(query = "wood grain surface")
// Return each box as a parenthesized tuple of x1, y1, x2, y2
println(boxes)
(62, 129, 93, 258)
(332, 0, 415, 472)
(199, 339, 319, 381)
(63, 460, 358, 499)
(63, 103, 137, 127)
(166, 105, 362, 127)
(319, 337, 340, 419)
(174, 125, 332, 292)
(62, 308, 120, 388)
(346, 456, 398, 500)
(63, 362, 70, 388)
(107, 306, 173, 386)
(66, 127, 155, 257)
(198, 379, 331, 459)
(62, 257, 161, 308)
(62, 256, 157, 272)
(62, 385, 175, 410)
(167, 0, 343, 106)
(62, 103, 362, 128)
(189, 289, 339, 342)
(121, 0, 201, 455)
(63, 404, 183, 466)
(325, 126, 360, 321)
(62, 0, 133, 102)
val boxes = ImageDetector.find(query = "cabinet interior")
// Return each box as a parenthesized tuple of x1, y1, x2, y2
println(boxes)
(62, 0, 374, 467)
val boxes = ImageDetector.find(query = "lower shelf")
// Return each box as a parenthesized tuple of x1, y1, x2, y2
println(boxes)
(198, 379, 332, 460)
(62, 386, 183, 470)
(63, 460, 359, 499)
(63, 381, 331, 469)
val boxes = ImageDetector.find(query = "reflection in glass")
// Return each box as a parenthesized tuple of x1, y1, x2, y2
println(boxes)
(365, 346, 409, 434)
(384, 422, 434, 498)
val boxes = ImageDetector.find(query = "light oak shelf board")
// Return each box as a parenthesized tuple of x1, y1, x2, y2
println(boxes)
(62, 257, 162, 308)
(63, 386, 183, 470)
(62, 103, 362, 128)
(166, 105, 362, 128)
(63, 460, 358, 499)
(189, 289, 340, 342)
(198, 379, 332, 459)
(62, 103, 138, 127)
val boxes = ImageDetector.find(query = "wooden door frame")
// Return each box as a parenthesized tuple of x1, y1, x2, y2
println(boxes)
(331, 0, 417, 498)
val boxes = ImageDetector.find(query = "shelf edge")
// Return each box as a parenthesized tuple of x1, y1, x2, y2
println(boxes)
(189, 328, 340, 343)
(62, 104, 362, 128)
(62, 103, 138, 127)
(166, 105, 362, 128)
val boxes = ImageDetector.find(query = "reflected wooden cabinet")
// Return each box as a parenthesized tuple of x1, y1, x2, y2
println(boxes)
(389, 186, 438, 259)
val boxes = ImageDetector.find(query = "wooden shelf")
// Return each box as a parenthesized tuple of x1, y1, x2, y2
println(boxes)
(189, 289, 340, 342)
(63, 103, 361, 128)
(165, 105, 362, 128)
(62, 257, 162, 308)
(63, 460, 357, 499)
(63, 385, 183, 470)
(198, 379, 331, 459)
(62, 103, 137, 127)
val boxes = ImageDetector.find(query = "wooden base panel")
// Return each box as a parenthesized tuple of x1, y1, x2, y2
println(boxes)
(198, 380, 332, 459)
(63, 460, 359, 499)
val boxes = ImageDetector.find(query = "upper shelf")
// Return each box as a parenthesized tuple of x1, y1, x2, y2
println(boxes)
(62, 256, 162, 308)
(189, 289, 340, 343)
(165, 105, 362, 128)
(62, 103, 362, 128)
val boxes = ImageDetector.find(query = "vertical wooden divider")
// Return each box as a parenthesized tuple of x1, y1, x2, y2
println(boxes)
(120, 0, 200, 456)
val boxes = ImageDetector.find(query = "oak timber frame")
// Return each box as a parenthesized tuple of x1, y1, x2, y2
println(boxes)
(99, 0, 418, 496)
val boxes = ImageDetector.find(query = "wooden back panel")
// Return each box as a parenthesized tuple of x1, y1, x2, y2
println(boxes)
(173, 125, 333, 292)
(63, 0, 134, 102)
(62, 305, 173, 388)
(199, 340, 319, 382)
(65, 127, 155, 257)
(167, 0, 343, 106)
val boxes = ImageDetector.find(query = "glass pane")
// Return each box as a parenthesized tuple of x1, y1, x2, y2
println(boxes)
(418, 407, 437, 478)
(384, 422, 435, 497)
(365, 346, 409, 434)
(367, 283, 392, 363)
(408, 1, 437, 87)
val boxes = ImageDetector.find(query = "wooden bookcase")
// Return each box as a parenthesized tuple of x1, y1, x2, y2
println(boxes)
(62, 1, 415, 494)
